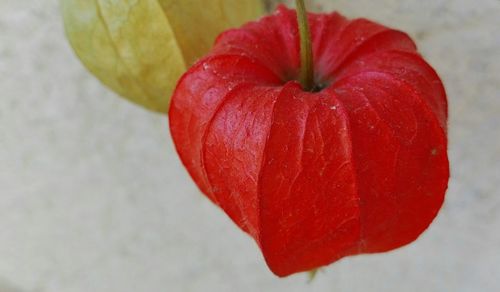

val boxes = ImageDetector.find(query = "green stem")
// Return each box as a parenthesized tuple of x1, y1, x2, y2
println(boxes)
(307, 269, 319, 282)
(295, 0, 314, 91)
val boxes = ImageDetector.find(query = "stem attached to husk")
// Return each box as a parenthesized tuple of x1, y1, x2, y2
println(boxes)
(295, 0, 314, 91)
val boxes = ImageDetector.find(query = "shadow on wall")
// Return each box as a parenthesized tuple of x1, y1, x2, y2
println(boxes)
(0, 278, 23, 292)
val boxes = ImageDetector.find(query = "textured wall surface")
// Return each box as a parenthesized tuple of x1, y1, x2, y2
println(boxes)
(0, 0, 499, 291)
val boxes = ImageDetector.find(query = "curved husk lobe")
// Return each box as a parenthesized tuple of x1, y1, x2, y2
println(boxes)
(169, 6, 449, 276)
(61, 0, 263, 113)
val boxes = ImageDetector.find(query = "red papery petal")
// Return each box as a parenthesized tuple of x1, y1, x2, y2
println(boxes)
(169, 55, 281, 203)
(332, 72, 448, 252)
(169, 5, 449, 277)
(258, 82, 360, 276)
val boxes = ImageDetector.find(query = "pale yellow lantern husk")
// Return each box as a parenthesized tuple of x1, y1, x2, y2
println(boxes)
(61, 0, 263, 113)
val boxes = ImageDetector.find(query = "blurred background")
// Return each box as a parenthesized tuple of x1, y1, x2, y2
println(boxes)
(0, 0, 499, 291)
